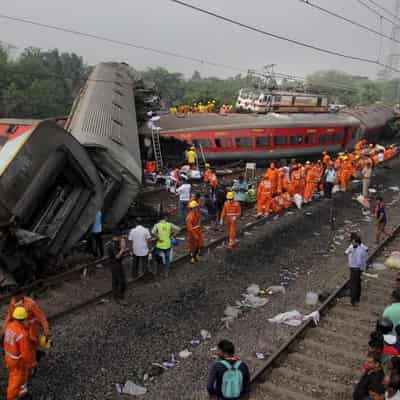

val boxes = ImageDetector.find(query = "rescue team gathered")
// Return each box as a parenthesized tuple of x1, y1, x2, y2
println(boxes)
(1, 140, 398, 399)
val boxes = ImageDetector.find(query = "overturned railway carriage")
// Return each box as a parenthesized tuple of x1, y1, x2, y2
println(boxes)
(0, 119, 103, 283)
(158, 104, 396, 161)
(66, 62, 142, 228)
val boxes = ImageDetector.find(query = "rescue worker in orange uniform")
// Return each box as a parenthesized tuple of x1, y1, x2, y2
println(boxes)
(303, 165, 320, 203)
(340, 156, 354, 192)
(220, 192, 241, 250)
(3, 306, 35, 400)
(186, 200, 204, 264)
(256, 177, 273, 218)
(264, 162, 279, 194)
(290, 165, 304, 196)
(3, 295, 49, 368)
(277, 167, 289, 194)
(355, 139, 366, 152)
(203, 163, 212, 183)
(282, 191, 292, 209)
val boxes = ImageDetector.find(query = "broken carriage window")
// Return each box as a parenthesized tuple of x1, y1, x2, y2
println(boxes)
(235, 137, 253, 147)
(192, 139, 212, 148)
(215, 137, 233, 148)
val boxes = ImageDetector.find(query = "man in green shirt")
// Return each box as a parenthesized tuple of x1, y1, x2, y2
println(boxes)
(383, 289, 400, 329)
(151, 216, 180, 278)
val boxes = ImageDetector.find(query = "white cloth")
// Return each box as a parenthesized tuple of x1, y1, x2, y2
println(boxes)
(268, 310, 320, 327)
(176, 184, 191, 201)
(386, 391, 400, 399)
(345, 243, 368, 271)
(128, 225, 151, 256)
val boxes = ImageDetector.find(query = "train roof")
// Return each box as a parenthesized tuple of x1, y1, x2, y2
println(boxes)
(0, 118, 40, 126)
(156, 112, 360, 134)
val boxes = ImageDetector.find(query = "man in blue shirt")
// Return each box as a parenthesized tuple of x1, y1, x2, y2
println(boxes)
(91, 210, 104, 257)
(345, 233, 368, 306)
(323, 164, 336, 199)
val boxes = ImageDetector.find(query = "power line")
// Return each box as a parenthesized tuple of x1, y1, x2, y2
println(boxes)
(0, 13, 243, 74)
(357, 0, 398, 27)
(168, 0, 400, 72)
(364, 0, 400, 21)
(298, 0, 400, 46)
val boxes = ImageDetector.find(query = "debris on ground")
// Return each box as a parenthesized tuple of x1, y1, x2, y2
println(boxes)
(116, 381, 147, 396)
(268, 310, 320, 327)
(222, 305, 242, 327)
(305, 292, 319, 306)
(389, 186, 400, 192)
(266, 285, 286, 295)
(162, 354, 177, 369)
(385, 252, 400, 269)
(293, 194, 303, 209)
(200, 329, 211, 340)
(364, 272, 379, 279)
(246, 284, 260, 295)
(190, 339, 201, 347)
(240, 293, 269, 308)
(368, 188, 377, 194)
(255, 352, 266, 359)
(370, 263, 386, 271)
(178, 349, 192, 359)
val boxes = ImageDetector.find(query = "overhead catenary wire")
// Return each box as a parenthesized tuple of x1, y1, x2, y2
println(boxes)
(0, 13, 243, 74)
(364, 0, 400, 21)
(356, 0, 399, 27)
(298, 0, 400, 46)
(168, 0, 400, 73)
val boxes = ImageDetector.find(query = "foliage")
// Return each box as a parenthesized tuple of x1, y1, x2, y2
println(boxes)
(0, 46, 88, 118)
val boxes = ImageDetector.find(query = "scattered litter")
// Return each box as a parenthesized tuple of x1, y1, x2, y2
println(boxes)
(305, 292, 319, 306)
(246, 284, 260, 295)
(285, 211, 295, 215)
(293, 194, 303, 209)
(179, 349, 192, 359)
(273, 215, 279, 221)
(268, 310, 320, 327)
(266, 285, 286, 295)
(162, 353, 177, 369)
(222, 306, 242, 327)
(240, 293, 269, 308)
(200, 329, 211, 340)
(389, 186, 400, 192)
(190, 339, 201, 347)
(385, 252, 400, 269)
(368, 188, 377, 193)
(344, 220, 352, 224)
(116, 381, 147, 396)
(255, 352, 265, 359)
(370, 263, 386, 271)
(313, 232, 321, 236)
(98, 298, 111, 304)
(364, 272, 378, 279)
(332, 185, 340, 194)
(244, 232, 253, 236)
(143, 373, 149, 382)
(304, 211, 313, 216)
(356, 195, 370, 209)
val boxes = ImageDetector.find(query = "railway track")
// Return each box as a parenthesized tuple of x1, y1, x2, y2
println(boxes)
(249, 224, 400, 400)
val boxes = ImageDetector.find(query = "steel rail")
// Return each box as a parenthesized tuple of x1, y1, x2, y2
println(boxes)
(250, 223, 400, 383)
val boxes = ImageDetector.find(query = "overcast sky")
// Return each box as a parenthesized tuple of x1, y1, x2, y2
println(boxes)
(0, 0, 399, 79)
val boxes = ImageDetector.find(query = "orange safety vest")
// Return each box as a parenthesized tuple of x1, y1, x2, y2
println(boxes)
(3, 321, 34, 369)
(221, 201, 241, 223)
(257, 180, 273, 196)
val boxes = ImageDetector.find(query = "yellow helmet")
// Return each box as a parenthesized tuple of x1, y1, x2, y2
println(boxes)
(226, 192, 234, 200)
(190, 145, 195, 150)
(205, 163, 210, 168)
(12, 306, 28, 320)
(305, 161, 311, 165)
(188, 200, 199, 209)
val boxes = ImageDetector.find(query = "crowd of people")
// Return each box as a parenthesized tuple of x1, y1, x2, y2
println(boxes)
(352, 287, 400, 399)
(169, 101, 234, 115)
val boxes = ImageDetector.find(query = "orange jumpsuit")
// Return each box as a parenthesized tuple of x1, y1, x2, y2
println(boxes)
(4, 297, 49, 366)
(220, 200, 241, 249)
(282, 192, 292, 209)
(355, 139, 366, 152)
(4, 320, 35, 400)
(290, 169, 304, 196)
(264, 167, 279, 194)
(209, 173, 218, 189)
(186, 210, 204, 256)
(303, 167, 320, 203)
(340, 161, 353, 192)
(257, 179, 273, 216)
(277, 168, 289, 194)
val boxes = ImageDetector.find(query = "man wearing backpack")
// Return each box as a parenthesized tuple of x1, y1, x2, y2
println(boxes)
(207, 339, 250, 399)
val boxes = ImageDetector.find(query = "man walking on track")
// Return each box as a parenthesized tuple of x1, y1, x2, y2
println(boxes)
(345, 233, 368, 306)
(220, 192, 241, 250)
(186, 200, 204, 263)
(3, 306, 35, 400)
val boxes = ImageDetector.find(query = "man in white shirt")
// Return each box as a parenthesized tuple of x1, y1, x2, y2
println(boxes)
(176, 183, 191, 225)
(345, 233, 368, 306)
(128, 220, 151, 278)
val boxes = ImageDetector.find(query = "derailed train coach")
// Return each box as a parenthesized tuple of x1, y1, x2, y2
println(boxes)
(0, 119, 103, 285)
(0, 62, 143, 287)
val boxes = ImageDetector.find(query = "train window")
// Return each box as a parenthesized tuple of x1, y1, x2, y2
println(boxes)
(215, 138, 233, 148)
(5, 125, 17, 134)
(289, 136, 303, 145)
(256, 136, 270, 147)
(235, 137, 253, 147)
(352, 130, 356, 139)
(193, 139, 212, 148)
(273, 136, 287, 146)
(334, 133, 343, 143)
(319, 134, 330, 144)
